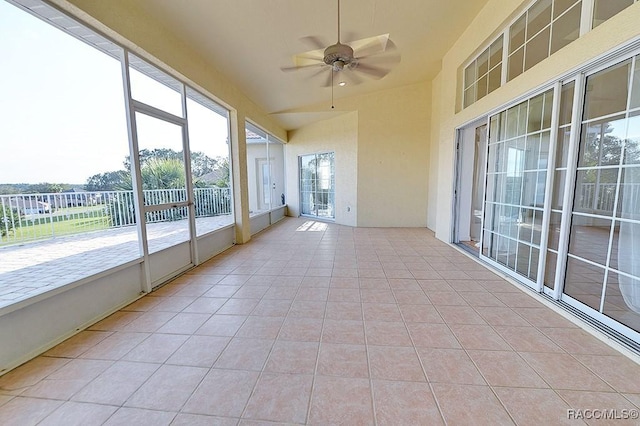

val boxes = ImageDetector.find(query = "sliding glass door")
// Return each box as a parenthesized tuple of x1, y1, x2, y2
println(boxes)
(481, 89, 554, 287)
(470, 52, 640, 341)
(300, 152, 335, 220)
(563, 57, 640, 334)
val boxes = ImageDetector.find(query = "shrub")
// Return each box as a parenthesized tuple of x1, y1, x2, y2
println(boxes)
(0, 204, 19, 237)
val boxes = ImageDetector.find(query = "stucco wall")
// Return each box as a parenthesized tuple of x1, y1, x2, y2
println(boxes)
(430, 0, 640, 241)
(325, 81, 431, 227)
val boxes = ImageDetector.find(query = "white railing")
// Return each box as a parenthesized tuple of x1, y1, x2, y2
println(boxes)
(0, 188, 231, 245)
(577, 182, 640, 213)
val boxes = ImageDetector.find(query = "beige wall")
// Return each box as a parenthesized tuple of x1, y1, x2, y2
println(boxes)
(286, 112, 359, 227)
(430, 0, 640, 241)
(428, 73, 442, 231)
(347, 82, 431, 228)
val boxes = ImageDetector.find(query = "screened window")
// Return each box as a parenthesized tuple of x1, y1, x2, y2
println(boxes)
(186, 89, 233, 236)
(0, 0, 234, 308)
(0, 0, 133, 306)
(245, 122, 286, 216)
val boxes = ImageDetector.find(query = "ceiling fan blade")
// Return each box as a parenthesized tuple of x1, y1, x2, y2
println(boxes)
(342, 70, 364, 86)
(310, 66, 329, 79)
(280, 62, 325, 72)
(351, 34, 393, 58)
(322, 70, 335, 87)
(341, 30, 360, 44)
(356, 52, 401, 67)
(353, 63, 391, 79)
(295, 51, 325, 61)
(300, 36, 328, 50)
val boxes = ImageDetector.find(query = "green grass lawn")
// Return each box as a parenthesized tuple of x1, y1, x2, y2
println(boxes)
(1, 205, 111, 245)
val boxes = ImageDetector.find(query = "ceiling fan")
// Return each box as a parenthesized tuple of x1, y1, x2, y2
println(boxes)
(282, 0, 401, 107)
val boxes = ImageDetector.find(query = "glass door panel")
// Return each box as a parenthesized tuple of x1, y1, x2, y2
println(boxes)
(300, 155, 315, 216)
(299, 152, 335, 219)
(482, 89, 554, 286)
(563, 57, 640, 336)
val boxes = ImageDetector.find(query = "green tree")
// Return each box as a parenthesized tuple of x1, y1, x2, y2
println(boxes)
(28, 183, 68, 194)
(213, 157, 230, 188)
(141, 157, 185, 190)
(191, 151, 218, 178)
(121, 149, 218, 181)
(85, 171, 131, 192)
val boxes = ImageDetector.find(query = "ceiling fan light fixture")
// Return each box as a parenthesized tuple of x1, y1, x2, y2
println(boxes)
(333, 60, 345, 71)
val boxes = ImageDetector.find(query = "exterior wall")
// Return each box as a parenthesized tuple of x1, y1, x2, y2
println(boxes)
(286, 112, 358, 227)
(431, 0, 640, 242)
(341, 82, 431, 227)
(428, 73, 442, 231)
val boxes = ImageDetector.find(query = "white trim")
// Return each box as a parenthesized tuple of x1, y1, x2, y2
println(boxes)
(536, 81, 563, 292)
(180, 83, 199, 266)
(553, 73, 586, 300)
(121, 49, 151, 294)
(580, 0, 595, 36)
(561, 293, 640, 345)
(132, 100, 187, 126)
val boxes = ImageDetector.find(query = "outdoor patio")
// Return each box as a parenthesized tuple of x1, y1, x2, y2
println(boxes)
(0, 215, 233, 309)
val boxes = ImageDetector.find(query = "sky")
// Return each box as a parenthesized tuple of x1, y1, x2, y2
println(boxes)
(0, 1, 229, 185)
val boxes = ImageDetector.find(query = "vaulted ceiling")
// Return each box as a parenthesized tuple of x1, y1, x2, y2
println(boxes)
(130, 0, 490, 129)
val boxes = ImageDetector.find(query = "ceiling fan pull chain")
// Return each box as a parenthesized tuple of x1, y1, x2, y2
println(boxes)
(331, 70, 335, 109)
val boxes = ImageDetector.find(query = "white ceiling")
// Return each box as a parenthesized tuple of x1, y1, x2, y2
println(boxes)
(132, 0, 490, 130)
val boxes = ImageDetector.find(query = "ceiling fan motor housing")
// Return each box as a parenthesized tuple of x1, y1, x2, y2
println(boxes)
(324, 42, 354, 70)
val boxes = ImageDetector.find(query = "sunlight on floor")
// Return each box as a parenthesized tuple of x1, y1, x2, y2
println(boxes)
(296, 221, 328, 232)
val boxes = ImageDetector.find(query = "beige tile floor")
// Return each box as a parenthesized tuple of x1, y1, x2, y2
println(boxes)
(1, 217, 640, 425)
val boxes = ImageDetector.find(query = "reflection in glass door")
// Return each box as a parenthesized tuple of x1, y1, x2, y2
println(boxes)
(300, 152, 335, 219)
(481, 89, 554, 286)
(563, 56, 640, 335)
